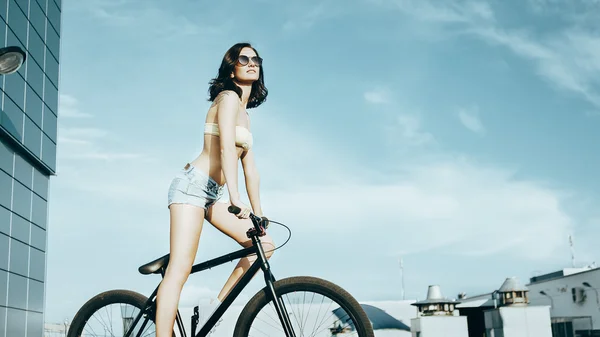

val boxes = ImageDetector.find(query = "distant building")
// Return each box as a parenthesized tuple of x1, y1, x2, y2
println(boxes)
(527, 265, 600, 337)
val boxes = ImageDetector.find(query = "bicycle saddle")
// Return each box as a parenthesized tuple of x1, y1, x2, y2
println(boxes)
(138, 254, 170, 275)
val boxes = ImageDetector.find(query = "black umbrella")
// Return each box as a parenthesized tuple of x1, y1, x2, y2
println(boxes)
(332, 304, 410, 331)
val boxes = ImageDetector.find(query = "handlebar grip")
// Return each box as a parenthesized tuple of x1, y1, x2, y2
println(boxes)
(228, 205, 241, 214)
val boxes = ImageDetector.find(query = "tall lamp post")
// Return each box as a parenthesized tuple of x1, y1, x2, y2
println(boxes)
(0, 46, 26, 75)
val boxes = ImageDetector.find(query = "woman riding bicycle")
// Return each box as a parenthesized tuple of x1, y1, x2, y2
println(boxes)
(155, 42, 275, 337)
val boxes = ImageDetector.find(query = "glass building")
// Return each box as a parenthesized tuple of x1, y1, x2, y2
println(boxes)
(0, 0, 61, 337)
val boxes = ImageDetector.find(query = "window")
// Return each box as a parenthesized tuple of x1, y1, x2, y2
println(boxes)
(6, 304, 27, 337)
(41, 133, 55, 171)
(0, 0, 7, 21)
(7, 271, 27, 309)
(0, 171, 11, 209)
(11, 179, 30, 220)
(13, 155, 32, 189)
(43, 108, 56, 142)
(2, 95, 24, 141)
(7, 1, 27, 47)
(31, 192, 46, 228)
(32, 169, 48, 200)
(24, 115, 42, 158)
(30, 223, 45, 251)
(44, 75, 58, 114)
(46, 21, 59, 60)
(4, 72, 25, 111)
(0, 233, 8, 270)
(0, 269, 7, 305)
(47, 0, 60, 32)
(27, 26, 45, 68)
(0, 206, 9, 235)
(9, 238, 28, 276)
(6, 25, 25, 78)
(29, 247, 44, 281)
(10, 213, 29, 244)
(28, 279, 44, 312)
(26, 85, 43, 127)
(45, 50, 59, 88)
(0, 140, 13, 174)
(27, 59, 44, 99)
(28, 0, 45, 39)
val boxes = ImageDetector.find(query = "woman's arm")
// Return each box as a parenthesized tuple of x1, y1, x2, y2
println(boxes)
(241, 149, 263, 217)
(216, 91, 242, 203)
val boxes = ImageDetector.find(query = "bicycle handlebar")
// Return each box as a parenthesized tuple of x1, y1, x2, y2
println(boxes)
(228, 205, 269, 237)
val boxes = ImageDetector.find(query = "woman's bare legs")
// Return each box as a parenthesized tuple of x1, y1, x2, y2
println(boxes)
(155, 204, 206, 337)
(205, 202, 276, 301)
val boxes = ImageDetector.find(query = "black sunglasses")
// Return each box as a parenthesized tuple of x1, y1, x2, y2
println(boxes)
(237, 55, 262, 66)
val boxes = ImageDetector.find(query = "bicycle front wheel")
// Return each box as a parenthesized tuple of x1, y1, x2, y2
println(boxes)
(67, 289, 173, 337)
(234, 276, 375, 337)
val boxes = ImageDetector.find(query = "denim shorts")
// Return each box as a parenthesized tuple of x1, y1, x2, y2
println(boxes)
(167, 163, 224, 210)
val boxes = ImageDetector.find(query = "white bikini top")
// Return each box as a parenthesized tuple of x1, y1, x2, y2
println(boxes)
(204, 123, 253, 151)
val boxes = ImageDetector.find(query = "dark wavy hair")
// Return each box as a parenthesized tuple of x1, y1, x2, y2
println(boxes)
(208, 42, 268, 109)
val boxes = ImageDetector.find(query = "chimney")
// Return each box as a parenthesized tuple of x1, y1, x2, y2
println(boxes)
(410, 285, 469, 337)
(497, 276, 529, 307)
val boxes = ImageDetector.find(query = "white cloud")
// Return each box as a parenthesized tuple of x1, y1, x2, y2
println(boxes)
(364, 87, 392, 104)
(457, 105, 485, 135)
(394, 114, 436, 146)
(58, 94, 93, 118)
(383, 0, 600, 110)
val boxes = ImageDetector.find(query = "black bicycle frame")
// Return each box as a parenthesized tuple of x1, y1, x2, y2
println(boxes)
(124, 231, 297, 337)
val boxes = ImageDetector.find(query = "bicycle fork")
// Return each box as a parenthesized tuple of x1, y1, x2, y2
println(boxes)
(254, 236, 297, 337)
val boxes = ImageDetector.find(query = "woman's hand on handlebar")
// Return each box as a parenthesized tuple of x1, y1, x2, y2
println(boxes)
(230, 199, 252, 219)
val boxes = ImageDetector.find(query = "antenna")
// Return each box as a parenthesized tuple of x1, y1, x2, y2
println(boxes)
(399, 257, 405, 300)
(569, 235, 575, 268)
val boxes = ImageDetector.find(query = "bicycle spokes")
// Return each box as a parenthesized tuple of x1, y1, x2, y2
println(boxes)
(251, 291, 361, 336)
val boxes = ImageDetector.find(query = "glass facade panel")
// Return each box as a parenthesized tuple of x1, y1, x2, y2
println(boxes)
(27, 26, 45, 69)
(41, 133, 55, 171)
(27, 311, 44, 337)
(26, 58, 44, 99)
(7, 272, 27, 309)
(6, 308, 26, 337)
(0, 269, 6, 305)
(0, 171, 11, 208)
(28, 1, 44, 38)
(28, 279, 44, 312)
(0, 206, 9, 234)
(10, 213, 29, 244)
(11, 179, 30, 220)
(0, 2, 60, 335)
(30, 223, 44, 251)
(24, 115, 42, 158)
(1, 96, 23, 140)
(31, 192, 45, 228)
(44, 76, 57, 115)
(0, 141, 12, 174)
(47, 0, 58, 32)
(0, 306, 5, 337)
(0, 233, 8, 270)
(25, 85, 43, 128)
(9, 238, 28, 276)
(8, 0, 27, 45)
(35, 0, 45, 14)
(0, 0, 7, 20)
(43, 107, 56, 142)
(13, 155, 31, 188)
(32, 169, 47, 200)
(46, 20, 58, 59)
(29, 247, 44, 281)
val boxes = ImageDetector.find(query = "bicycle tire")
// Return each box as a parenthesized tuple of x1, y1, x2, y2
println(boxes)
(233, 276, 375, 337)
(67, 289, 174, 337)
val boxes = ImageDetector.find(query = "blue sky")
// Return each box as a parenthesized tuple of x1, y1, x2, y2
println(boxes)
(45, 0, 600, 324)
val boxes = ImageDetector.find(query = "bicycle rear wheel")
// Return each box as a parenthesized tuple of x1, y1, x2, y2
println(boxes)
(67, 289, 173, 337)
(234, 276, 374, 337)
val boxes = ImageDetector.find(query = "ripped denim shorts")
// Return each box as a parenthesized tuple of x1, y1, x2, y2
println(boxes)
(167, 163, 224, 210)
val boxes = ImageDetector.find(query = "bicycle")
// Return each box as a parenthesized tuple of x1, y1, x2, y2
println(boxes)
(66, 206, 375, 337)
